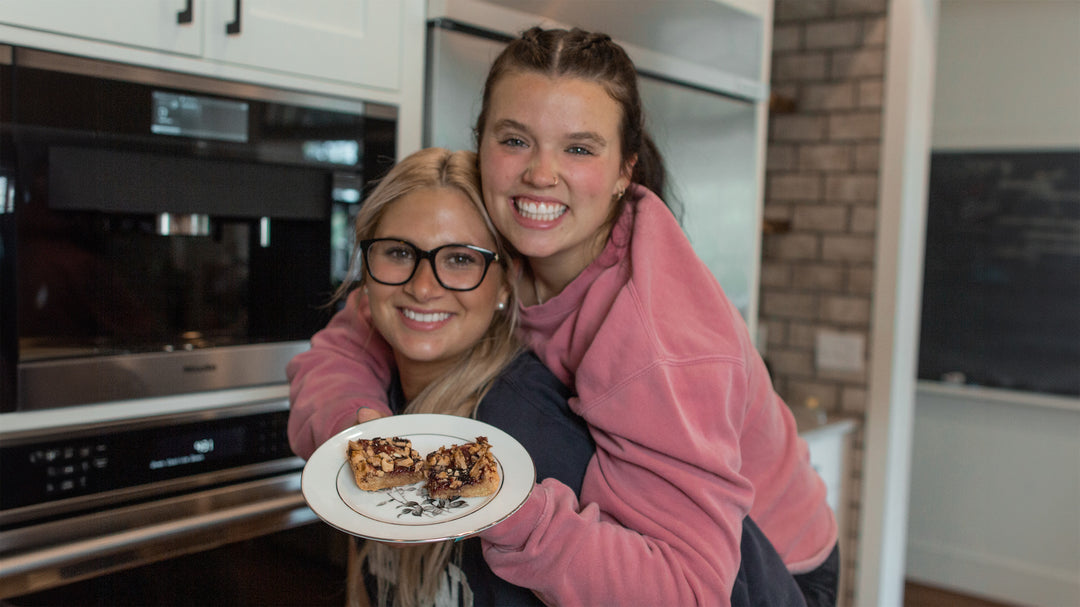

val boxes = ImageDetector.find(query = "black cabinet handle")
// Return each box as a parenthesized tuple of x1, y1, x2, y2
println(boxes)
(226, 0, 242, 35)
(176, 0, 193, 24)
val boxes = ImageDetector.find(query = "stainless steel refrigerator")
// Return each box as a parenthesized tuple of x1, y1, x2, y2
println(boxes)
(424, 18, 762, 321)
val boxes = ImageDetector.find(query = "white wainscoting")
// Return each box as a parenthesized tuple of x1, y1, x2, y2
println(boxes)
(905, 382, 1080, 607)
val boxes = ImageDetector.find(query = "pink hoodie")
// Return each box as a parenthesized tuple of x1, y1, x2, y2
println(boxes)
(286, 186, 836, 606)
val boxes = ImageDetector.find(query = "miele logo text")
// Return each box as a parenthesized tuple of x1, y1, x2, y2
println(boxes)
(183, 364, 218, 373)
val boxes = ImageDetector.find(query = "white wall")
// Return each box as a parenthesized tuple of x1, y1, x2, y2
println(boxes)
(930, 0, 1080, 150)
(907, 384, 1080, 606)
(906, 2, 1080, 606)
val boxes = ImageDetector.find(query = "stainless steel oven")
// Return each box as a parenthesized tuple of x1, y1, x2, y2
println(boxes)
(0, 45, 396, 597)
(0, 392, 310, 598)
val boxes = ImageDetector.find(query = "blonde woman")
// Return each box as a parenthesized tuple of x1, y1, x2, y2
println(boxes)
(310, 147, 594, 607)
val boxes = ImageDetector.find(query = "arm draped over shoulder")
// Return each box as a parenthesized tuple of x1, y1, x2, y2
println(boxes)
(286, 289, 395, 459)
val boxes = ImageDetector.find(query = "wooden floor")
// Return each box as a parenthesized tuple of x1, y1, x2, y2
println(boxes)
(904, 582, 1016, 607)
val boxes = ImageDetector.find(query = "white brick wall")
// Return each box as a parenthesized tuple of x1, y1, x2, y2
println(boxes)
(764, 1, 889, 603)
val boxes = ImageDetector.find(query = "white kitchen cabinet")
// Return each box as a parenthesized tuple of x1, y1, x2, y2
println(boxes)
(800, 418, 856, 607)
(0, 0, 202, 55)
(801, 419, 854, 516)
(202, 0, 402, 91)
(0, 0, 404, 90)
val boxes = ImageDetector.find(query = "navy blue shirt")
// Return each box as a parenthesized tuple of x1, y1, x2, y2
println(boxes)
(461, 351, 593, 606)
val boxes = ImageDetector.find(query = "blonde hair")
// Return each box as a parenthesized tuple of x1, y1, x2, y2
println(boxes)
(338, 148, 522, 607)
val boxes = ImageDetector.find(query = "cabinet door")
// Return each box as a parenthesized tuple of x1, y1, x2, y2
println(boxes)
(0, 0, 202, 55)
(203, 0, 401, 90)
(805, 432, 843, 513)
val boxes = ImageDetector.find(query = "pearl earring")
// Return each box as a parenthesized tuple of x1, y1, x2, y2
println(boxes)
(497, 302, 506, 311)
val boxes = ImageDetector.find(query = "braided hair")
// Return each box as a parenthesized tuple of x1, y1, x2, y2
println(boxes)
(474, 27, 672, 218)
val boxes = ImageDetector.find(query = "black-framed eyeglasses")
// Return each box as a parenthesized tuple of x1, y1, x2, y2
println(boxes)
(359, 239, 500, 292)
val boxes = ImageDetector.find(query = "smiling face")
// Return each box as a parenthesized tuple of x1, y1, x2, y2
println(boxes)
(478, 72, 634, 291)
(365, 186, 509, 390)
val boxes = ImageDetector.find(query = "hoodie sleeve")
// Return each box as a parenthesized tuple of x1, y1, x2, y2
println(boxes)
(479, 358, 753, 607)
(286, 289, 394, 459)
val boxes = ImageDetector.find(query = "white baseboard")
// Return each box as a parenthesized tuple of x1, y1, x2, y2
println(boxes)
(906, 538, 1080, 607)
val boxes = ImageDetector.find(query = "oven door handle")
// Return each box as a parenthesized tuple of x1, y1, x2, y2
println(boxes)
(0, 493, 317, 598)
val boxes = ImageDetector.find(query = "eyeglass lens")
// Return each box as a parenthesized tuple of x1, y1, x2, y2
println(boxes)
(365, 240, 491, 290)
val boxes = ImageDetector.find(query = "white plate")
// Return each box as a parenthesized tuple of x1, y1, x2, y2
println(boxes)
(302, 413, 535, 543)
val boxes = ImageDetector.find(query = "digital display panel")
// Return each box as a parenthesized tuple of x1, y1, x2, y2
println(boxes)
(151, 91, 249, 142)
(148, 427, 246, 471)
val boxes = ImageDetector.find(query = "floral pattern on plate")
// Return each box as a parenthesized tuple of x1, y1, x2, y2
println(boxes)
(377, 485, 471, 518)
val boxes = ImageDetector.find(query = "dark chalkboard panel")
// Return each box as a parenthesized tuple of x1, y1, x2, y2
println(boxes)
(918, 150, 1080, 397)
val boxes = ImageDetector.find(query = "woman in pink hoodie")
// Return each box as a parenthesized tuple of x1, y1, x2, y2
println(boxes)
(289, 27, 838, 607)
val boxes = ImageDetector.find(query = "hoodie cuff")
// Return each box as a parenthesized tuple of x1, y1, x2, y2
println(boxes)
(480, 482, 548, 549)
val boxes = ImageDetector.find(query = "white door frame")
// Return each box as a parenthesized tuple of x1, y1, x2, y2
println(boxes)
(856, 1, 940, 605)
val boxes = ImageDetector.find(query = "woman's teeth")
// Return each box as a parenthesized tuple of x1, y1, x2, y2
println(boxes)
(402, 309, 450, 323)
(515, 198, 567, 221)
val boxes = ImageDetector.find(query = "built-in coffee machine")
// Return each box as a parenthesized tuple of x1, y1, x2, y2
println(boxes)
(1, 45, 396, 411)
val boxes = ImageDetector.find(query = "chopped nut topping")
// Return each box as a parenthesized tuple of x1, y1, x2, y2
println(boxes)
(347, 436, 424, 476)
(424, 437, 495, 494)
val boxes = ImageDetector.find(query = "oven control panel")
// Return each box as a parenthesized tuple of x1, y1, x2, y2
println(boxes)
(1, 409, 297, 513)
(28, 442, 110, 497)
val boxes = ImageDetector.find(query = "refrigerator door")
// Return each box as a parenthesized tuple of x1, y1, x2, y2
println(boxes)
(426, 25, 760, 322)
(640, 76, 759, 320)
(424, 26, 506, 150)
